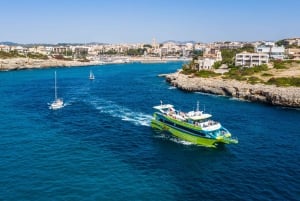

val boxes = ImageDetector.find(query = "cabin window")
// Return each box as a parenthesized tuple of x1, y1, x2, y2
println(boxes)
(174, 123, 205, 136)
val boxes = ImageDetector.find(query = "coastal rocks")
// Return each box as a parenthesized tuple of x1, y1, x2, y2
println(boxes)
(165, 72, 300, 108)
(0, 58, 100, 71)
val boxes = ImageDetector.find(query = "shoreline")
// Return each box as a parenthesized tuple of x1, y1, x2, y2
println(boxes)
(164, 71, 300, 108)
(0, 57, 190, 71)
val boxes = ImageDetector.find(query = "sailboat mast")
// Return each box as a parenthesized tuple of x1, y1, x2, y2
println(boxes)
(54, 71, 57, 100)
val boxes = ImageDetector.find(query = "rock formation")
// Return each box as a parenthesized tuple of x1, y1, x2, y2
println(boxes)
(0, 58, 100, 71)
(165, 72, 300, 108)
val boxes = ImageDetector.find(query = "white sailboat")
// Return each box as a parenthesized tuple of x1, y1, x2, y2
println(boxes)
(89, 70, 95, 80)
(49, 71, 64, 110)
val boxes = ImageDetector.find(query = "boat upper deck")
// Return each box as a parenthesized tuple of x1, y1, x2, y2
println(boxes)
(153, 103, 221, 131)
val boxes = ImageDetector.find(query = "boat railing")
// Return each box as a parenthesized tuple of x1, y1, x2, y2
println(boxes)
(199, 120, 219, 128)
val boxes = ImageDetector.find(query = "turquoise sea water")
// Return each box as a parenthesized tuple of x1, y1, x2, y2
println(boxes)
(0, 62, 299, 201)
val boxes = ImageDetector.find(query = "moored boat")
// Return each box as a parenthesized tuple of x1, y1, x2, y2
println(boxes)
(151, 101, 238, 148)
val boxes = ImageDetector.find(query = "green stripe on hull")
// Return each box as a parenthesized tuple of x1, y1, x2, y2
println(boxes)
(151, 119, 218, 148)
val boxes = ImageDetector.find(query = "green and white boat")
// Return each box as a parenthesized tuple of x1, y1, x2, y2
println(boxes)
(151, 102, 238, 148)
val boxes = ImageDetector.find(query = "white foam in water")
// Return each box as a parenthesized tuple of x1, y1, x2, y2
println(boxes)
(171, 138, 193, 145)
(229, 97, 250, 102)
(63, 102, 71, 107)
(168, 86, 176, 90)
(194, 91, 223, 97)
(154, 133, 193, 146)
(90, 99, 152, 127)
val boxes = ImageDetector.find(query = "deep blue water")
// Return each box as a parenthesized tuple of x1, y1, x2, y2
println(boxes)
(0, 62, 299, 201)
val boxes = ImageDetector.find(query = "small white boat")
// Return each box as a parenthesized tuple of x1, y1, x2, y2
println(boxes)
(89, 70, 95, 80)
(50, 71, 64, 110)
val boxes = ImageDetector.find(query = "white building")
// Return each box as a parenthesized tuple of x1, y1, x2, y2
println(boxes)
(255, 46, 285, 60)
(235, 52, 269, 67)
(196, 58, 216, 70)
(194, 47, 222, 70)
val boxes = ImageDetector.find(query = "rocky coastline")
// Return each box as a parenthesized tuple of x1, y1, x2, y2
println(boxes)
(165, 71, 300, 108)
(0, 58, 102, 71)
(0, 57, 190, 71)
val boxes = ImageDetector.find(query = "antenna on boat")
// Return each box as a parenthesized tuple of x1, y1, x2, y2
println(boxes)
(160, 100, 163, 106)
(196, 101, 199, 112)
(204, 105, 206, 113)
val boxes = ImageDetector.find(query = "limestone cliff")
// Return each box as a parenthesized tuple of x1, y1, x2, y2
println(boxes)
(165, 72, 300, 107)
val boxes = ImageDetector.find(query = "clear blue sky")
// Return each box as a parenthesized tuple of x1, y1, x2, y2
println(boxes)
(0, 0, 299, 44)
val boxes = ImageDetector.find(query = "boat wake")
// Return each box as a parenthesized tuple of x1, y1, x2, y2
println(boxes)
(153, 132, 193, 146)
(168, 86, 177, 90)
(90, 99, 152, 127)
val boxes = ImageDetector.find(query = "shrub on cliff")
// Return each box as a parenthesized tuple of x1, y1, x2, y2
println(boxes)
(0, 50, 25, 59)
(181, 68, 197, 75)
(247, 76, 264, 84)
(261, 73, 273, 77)
(224, 64, 268, 80)
(267, 77, 300, 87)
(273, 60, 287, 69)
(195, 70, 219, 78)
(27, 52, 48, 60)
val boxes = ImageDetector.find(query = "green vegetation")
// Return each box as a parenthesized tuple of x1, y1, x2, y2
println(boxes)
(220, 49, 237, 66)
(273, 60, 287, 69)
(181, 62, 197, 74)
(181, 63, 219, 78)
(143, 44, 152, 48)
(181, 68, 219, 78)
(126, 48, 146, 56)
(275, 40, 284, 47)
(223, 64, 268, 80)
(191, 50, 203, 60)
(261, 73, 273, 77)
(276, 39, 299, 48)
(267, 77, 300, 87)
(27, 52, 48, 60)
(247, 76, 264, 84)
(195, 70, 219, 78)
(212, 61, 222, 69)
(0, 50, 25, 59)
(272, 60, 300, 69)
(221, 44, 255, 66)
(103, 50, 117, 55)
(181, 68, 197, 75)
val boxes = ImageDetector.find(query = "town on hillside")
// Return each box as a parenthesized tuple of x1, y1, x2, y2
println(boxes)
(0, 38, 299, 69)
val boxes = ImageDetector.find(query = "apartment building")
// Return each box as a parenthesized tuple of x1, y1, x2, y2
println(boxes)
(235, 52, 269, 67)
(255, 46, 285, 60)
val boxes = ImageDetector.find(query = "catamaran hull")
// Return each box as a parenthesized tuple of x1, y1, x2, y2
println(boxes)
(151, 119, 220, 148)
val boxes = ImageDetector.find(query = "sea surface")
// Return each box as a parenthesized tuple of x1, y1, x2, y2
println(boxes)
(0, 62, 299, 201)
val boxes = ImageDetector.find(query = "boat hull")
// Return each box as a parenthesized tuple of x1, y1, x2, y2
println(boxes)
(151, 119, 219, 148)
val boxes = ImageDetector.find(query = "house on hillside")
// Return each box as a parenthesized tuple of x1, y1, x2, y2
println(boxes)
(255, 45, 285, 60)
(235, 52, 269, 67)
(194, 48, 222, 70)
